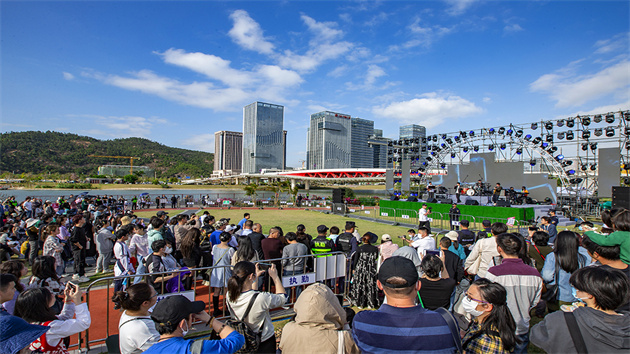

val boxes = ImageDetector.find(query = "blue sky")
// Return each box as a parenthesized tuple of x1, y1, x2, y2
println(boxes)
(2, 0, 629, 168)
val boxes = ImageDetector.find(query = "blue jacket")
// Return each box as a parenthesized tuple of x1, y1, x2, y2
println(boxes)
(541, 247, 591, 302)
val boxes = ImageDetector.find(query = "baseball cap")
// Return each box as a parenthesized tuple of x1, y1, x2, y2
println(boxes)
(225, 225, 236, 233)
(156, 211, 169, 217)
(445, 231, 459, 241)
(25, 218, 38, 228)
(378, 256, 419, 289)
(0, 315, 49, 354)
(345, 221, 356, 230)
(151, 295, 205, 327)
(381, 234, 392, 241)
(215, 219, 228, 228)
(317, 224, 329, 233)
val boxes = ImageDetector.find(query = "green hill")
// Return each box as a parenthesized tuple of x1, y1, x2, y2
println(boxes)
(0, 131, 214, 177)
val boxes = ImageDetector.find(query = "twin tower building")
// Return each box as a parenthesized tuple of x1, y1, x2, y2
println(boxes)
(214, 101, 426, 175)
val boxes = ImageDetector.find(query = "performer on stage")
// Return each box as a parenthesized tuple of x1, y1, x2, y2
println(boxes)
(492, 183, 502, 205)
(426, 182, 436, 200)
(454, 182, 463, 203)
(449, 203, 461, 231)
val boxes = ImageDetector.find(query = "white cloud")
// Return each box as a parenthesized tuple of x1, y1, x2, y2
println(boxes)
(365, 65, 386, 86)
(69, 114, 167, 138)
(63, 72, 75, 80)
(372, 92, 483, 128)
(328, 65, 349, 78)
(159, 48, 251, 87)
(571, 99, 630, 116)
(228, 10, 275, 54)
(530, 60, 630, 107)
(483, 97, 492, 103)
(444, 0, 478, 16)
(181, 133, 214, 153)
(594, 32, 630, 54)
(390, 17, 453, 50)
(504, 23, 523, 33)
(300, 14, 343, 42)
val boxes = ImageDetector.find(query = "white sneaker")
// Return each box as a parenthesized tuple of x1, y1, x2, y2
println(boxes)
(72, 274, 80, 280)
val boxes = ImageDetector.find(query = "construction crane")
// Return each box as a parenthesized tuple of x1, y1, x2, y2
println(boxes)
(88, 155, 140, 174)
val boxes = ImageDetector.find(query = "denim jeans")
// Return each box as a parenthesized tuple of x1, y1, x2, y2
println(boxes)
(133, 255, 146, 284)
(283, 269, 304, 302)
(514, 332, 529, 354)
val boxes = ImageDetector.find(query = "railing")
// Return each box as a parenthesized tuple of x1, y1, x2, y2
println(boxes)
(80, 252, 348, 350)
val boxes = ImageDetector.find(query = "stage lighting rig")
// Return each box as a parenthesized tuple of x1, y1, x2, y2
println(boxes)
(473, 146, 480, 152)
(529, 159, 536, 166)
(624, 112, 630, 121)
(541, 142, 549, 149)
(594, 128, 603, 137)
(581, 116, 591, 126)
(489, 128, 495, 134)
(506, 129, 513, 136)
(515, 129, 523, 137)
(469, 130, 475, 137)
(451, 152, 456, 158)
(548, 146, 558, 153)
(498, 127, 506, 135)
(545, 122, 553, 130)
(581, 164, 588, 171)
(557, 132, 565, 140)
(532, 137, 542, 144)
(562, 160, 573, 167)
(605, 113, 615, 123)
(570, 178, 583, 184)
(566, 131, 574, 140)
(590, 143, 597, 151)
(454, 136, 460, 141)
(442, 134, 447, 140)
(567, 169, 576, 175)
(557, 119, 564, 127)
(488, 144, 495, 151)
(446, 138, 453, 145)
(546, 134, 554, 142)
(593, 115, 602, 123)
(460, 131, 467, 138)
(566, 119, 575, 128)
(581, 143, 588, 151)
(590, 164, 597, 171)
(516, 147, 523, 154)
(525, 134, 532, 141)
(531, 123, 538, 130)
(605, 127, 615, 137)
(582, 130, 591, 139)
(500, 143, 506, 150)
(625, 127, 630, 136)
(440, 163, 446, 169)
(555, 154, 564, 161)
(463, 147, 469, 153)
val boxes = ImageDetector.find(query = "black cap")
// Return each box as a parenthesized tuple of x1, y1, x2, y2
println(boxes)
(157, 211, 169, 217)
(151, 295, 205, 327)
(345, 221, 356, 230)
(317, 224, 329, 233)
(378, 256, 419, 289)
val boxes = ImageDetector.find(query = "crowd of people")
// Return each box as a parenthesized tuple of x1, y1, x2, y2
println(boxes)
(1, 193, 629, 353)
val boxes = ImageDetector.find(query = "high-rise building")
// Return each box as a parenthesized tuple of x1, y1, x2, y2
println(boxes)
(400, 124, 427, 162)
(307, 111, 352, 169)
(214, 131, 243, 174)
(242, 101, 285, 174)
(370, 129, 391, 168)
(351, 117, 375, 168)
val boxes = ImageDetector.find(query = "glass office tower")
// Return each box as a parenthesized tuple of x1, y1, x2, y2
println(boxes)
(242, 102, 284, 174)
(307, 111, 352, 169)
(351, 117, 375, 168)
(214, 131, 243, 174)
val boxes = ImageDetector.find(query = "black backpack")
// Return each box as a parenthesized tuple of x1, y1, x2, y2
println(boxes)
(226, 293, 262, 354)
(337, 233, 353, 253)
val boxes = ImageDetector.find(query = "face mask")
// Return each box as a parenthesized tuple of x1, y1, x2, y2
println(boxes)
(462, 296, 485, 317)
(578, 226, 583, 231)
(165, 246, 173, 254)
(181, 320, 189, 336)
(571, 287, 588, 303)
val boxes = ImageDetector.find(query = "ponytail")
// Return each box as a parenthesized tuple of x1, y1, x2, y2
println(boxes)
(111, 282, 154, 311)
(228, 261, 256, 302)
(473, 278, 517, 352)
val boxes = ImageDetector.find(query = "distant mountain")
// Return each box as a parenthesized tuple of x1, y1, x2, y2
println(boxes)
(1, 131, 214, 177)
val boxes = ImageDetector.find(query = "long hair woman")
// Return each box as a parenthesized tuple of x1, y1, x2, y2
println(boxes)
(42, 223, 65, 276)
(541, 231, 591, 307)
(28, 256, 66, 314)
(112, 282, 159, 354)
(231, 236, 259, 265)
(210, 231, 235, 316)
(461, 278, 517, 353)
(227, 261, 286, 353)
(349, 233, 380, 309)
(0, 260, 27, 315)
(180, 228, 202, 268)
(15, 284, 91, 353)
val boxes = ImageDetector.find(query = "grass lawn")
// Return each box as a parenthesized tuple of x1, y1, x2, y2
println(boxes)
(194, 209, 412, 247)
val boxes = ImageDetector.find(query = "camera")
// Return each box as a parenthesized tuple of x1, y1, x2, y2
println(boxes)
(397, 235, 406, 239)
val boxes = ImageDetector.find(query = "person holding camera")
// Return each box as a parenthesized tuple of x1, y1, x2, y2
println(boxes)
(418, 205, 431, 234)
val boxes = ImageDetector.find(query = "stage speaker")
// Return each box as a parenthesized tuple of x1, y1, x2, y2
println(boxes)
(465, 200, 479, 205)
(496, 200, 511, 207)
(438, 198, 452, 204)
(333, 189, 345, 204)
(426, 198, 438, 203)
(612, 186, 630, 209)
(407, 196, 418, 202)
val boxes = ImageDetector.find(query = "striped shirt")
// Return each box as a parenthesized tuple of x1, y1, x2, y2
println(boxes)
(352, 304, 457, 353)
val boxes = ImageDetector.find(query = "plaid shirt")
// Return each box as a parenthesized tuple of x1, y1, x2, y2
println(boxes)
(462, 320, 510, 354)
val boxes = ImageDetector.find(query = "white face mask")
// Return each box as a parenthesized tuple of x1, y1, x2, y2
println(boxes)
(165, 246, 173, 254)
(181, 320, 189, 336)
(462, 296, 485, 317)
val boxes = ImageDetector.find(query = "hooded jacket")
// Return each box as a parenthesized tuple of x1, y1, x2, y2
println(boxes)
(530, 306, 630, 353)
(146, 228, 164, 248)
(279, 283, 359, 354)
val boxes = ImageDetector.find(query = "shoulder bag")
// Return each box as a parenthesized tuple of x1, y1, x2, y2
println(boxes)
(225, 293, 262, 354)
(563, 311, 588, 354)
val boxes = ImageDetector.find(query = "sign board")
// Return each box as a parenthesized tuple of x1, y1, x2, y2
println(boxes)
(349, 209, 356, 212)
(315, 254, 347, 281)
(187, 202, 194, 206)
(365, 211, 370, 214)
(287, 202, 294, 206)
(149, 290, 195, 312)
(262, 201, 269, 204)
(402, 214, 410, 219)
(428, 217, 434, 222)
(222, 200, 231, 205)
(282, 272, 316, 288)
(451, 221, 460, 226)
(381, 212, 389, 216)
(506, 217, 516, 226)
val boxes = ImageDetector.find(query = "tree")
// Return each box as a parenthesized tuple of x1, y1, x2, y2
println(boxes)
(123, 174, 139, 183)
(243, 183, 258, 198)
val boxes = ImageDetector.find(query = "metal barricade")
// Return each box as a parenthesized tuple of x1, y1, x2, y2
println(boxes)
(395, 208, 419, 225)
(80, 251, 348, 350)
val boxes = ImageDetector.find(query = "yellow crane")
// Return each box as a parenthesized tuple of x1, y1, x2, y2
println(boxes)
(88, 155, 140, 174)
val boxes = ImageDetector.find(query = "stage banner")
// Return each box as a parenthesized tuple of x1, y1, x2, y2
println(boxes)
(401, 159, 411, 192)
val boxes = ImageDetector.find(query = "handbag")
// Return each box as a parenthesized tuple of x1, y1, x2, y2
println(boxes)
(465, 254, 482, 276)
(541, 260, 560, 303)
(225, 293, 262, 354)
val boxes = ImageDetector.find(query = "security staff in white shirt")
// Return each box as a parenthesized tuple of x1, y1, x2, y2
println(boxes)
(410, 227, 436, 259)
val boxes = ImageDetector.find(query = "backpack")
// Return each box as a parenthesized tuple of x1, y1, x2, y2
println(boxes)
(225, 293, 262, 354)
(337, 233, 353, 253)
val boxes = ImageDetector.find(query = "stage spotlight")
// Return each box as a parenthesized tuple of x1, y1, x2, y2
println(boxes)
(387, 157, 393, 163)
(570, 178, 583, 184)
(624, 112, 630, 121)
(623, 164, 630, 171)
(454, 135, 460, 141)
(567, 169, 576, 175)
(516, 147, 523, 154)
(388, 141, 393, 147)
(541, 142, 549, 148)
(594, 128, 603, 137)
(625, 127, 630, 135)
(581, 143, 588, 151)
(605, 127, 615, 137)
(460, 131, 467, 138)
(422, 162, 428, 166)
(566, 119, 575, 128)
(441, 143, 446, 148)
(515, 130, 523, 137)
(582, 130, 591, 139)
(566, 131, 574, 140)
(415, 138, 420, 144)
(546, 134, 554, 142)
(488, 144, 495, 151)
(529, 159, 536, 166)
(581, 164, 588, 171)
(557, 132, 565, 140)
(590, 143, 598, 151)
(593, 115, 602, 123)
(555, 154, 564, 161)
(387, 150, 393, 155)
(562, 160, 573, 166)
(581, 116, 591, 126)
(451, 152, 456, 158)
(605, 113, 615, 124)
(397, 157, 402, 162)
(463, 147, 469, 153)
(548, 146, 558, 153)
(531, 123, 538, 130)
(431, 151, 436, 156)
(433, 135, 438, 142)
(440, 163, 446, 169)
(557, 119, 564, 127)
(426, 156, 432, 161)
(626, 141, 630, 150)
(506, 129, 513, 136)
(489, 128, 495, 134)
(500, 143, 506, 150)
(403, 148, 409, 154)
(446, 138, 453, 145)
(525, 134, 532, 141)
(590, 164, 597, 171)
(473, 146, 480, 152)
(498, 127, 506, 135)
(442, 134, 447, 140)
(545, 122, 553, 130)
(421, 138, 427, 144)
(533, 137, 542, 144)
(469, 130, 475, 137)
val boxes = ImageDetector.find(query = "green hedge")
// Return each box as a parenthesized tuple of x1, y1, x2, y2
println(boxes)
(379, 200, 534, 222)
